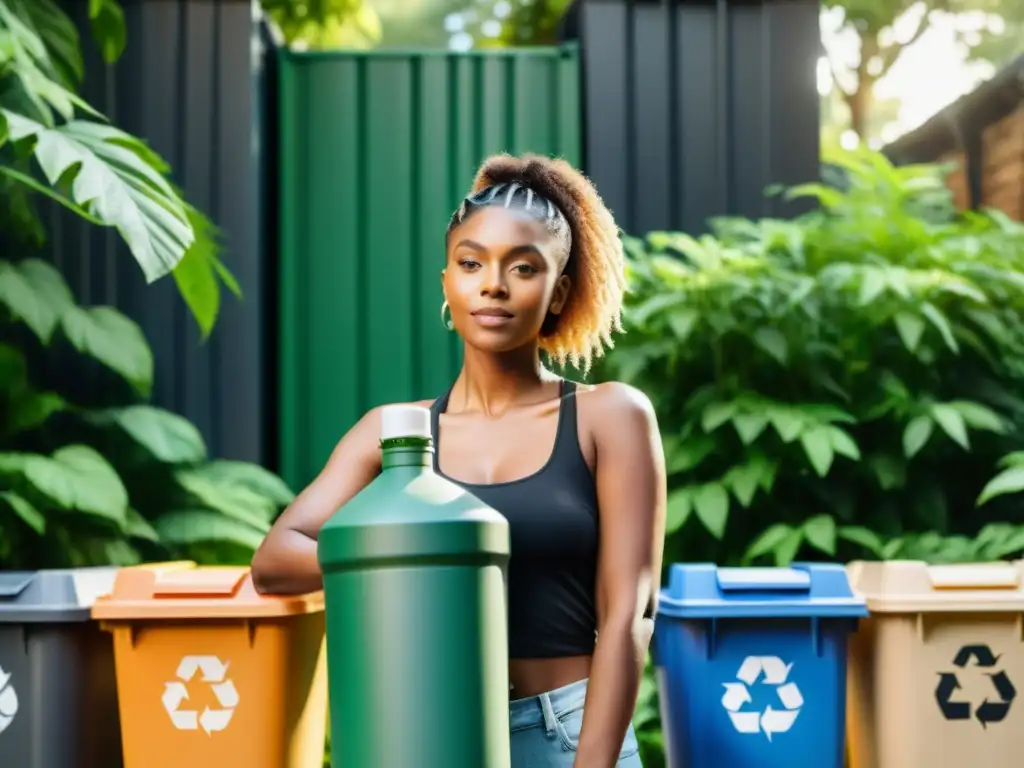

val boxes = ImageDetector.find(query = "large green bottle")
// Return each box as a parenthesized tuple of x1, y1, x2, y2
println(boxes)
(318, 405, 511, 768)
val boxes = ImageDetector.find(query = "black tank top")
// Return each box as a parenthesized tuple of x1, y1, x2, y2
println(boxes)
(430, 380, 599, 659)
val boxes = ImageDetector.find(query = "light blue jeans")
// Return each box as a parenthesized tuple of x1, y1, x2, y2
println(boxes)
(509, 678, 643, 767)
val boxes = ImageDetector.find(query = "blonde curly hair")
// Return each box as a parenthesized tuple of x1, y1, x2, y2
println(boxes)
(447, 153, 626, 373)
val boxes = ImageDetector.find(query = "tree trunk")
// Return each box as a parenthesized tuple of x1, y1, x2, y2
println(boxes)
(847, 82, 871, 140)
(847, 33, 880, 141)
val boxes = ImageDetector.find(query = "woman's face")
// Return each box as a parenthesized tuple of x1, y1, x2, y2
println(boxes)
(443, 206, 570, 355)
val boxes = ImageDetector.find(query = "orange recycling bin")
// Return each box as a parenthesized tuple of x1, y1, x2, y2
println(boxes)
(846, 560, 1024, 768)
(92, 564, 327, 768)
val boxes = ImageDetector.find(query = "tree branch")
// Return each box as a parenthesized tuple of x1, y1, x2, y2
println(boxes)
(878, 10, 931, 76)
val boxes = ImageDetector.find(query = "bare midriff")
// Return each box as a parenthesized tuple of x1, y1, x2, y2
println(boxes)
(510, 654, 593, 700)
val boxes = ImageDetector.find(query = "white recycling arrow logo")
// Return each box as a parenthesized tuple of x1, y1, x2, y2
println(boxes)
(163, 655, 239, 735)
(721, 655, 803, 741)
(0, 666, 17, 736)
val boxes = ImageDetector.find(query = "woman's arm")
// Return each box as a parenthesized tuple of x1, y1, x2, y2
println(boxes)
(251, 405, 388, 594)
(574, 382, 666, 768)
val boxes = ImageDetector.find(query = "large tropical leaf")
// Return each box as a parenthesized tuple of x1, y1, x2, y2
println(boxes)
(125, 507, 159, 542)
(0, 257, 153, 393)
(13, 0, 85, 87)
(87, 0, 127, 65)
(172, 206, 241, 338)
(0, 490, 45, 534)
(185, 460, 296, 506)
(61, 304, 154, 396)
(86, 405, 208, 464)
(1, 111, 194, 281)
(0, 257, 73, 342)
(0, 1, 98, 125)
(175, 467, 279, 528)
(155, 509, 268, 550)
(0, 446, 129, 527)
(0, 0, 238, 333)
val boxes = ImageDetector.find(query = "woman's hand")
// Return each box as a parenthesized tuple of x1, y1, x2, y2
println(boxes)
(573, 382, 666, 767)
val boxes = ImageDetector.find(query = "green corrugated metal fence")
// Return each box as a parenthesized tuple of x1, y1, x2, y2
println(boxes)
(277, 45, 581, 491)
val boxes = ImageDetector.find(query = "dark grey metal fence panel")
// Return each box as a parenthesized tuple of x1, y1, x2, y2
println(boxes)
(48, 0, 267, 465)
(572, 0, 821, 236)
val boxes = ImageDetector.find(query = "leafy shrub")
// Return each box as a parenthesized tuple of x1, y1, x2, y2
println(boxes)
(0, 1, 289, 569)
(602, 149, 1024, 567)
(596, 148, 1024, 766)
(261, 0, 382, 50)
(0, 0, 237, 335)
(0, 258, 293, 569)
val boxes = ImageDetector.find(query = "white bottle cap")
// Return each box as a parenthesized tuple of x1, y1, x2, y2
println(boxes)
(380, 404, 432, 441)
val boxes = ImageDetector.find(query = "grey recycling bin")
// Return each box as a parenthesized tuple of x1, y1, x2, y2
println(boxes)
(0, 567, 123, 767)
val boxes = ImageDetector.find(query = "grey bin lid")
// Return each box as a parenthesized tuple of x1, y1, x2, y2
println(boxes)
(0, 567, 120, 623)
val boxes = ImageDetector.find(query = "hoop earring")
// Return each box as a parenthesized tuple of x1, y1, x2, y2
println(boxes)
(440, 300, 454, 331)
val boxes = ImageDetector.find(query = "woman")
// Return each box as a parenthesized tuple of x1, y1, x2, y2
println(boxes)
(252, 153, 666, 768)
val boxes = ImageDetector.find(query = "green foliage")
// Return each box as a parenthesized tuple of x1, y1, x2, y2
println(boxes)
(596, 148, 1024, 759)
(261, 0, 381, 49)
(465, 0, 576, 48)
(0, 0, 237, 337)
(0, 0, 278, 567)
(0, 258, 294, 569)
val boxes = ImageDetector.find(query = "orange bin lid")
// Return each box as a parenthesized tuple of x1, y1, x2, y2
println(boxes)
(91, 564, 324, 621)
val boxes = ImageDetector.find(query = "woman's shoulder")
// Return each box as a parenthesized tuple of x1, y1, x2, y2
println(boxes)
(572, 380, 655, 416)
(571, 380, 658, 444)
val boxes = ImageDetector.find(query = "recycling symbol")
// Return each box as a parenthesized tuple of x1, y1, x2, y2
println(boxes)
(162, 655, 239, 735)
(0, 666, 17, 736)
(935, 644, 1016, 728)
(721, 656, 803, 741)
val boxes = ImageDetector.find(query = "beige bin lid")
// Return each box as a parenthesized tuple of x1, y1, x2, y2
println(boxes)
(847, 560, 1024, 613)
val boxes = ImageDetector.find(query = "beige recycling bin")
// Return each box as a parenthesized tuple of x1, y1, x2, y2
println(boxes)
(846, 560, 1024, 768)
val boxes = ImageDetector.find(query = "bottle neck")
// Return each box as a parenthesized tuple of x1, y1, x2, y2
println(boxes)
(380, 437, 434, 471)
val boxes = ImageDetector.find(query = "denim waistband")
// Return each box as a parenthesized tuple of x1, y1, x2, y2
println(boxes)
(509, 678, 589, 732)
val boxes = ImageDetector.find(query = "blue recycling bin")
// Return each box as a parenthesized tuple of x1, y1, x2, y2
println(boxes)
(652, 563, 867, 767)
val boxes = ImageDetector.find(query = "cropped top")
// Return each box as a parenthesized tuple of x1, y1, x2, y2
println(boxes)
(429, 380, 599, 659)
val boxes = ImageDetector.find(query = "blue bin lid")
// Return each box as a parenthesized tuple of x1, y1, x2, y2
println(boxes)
(0, 567, 120, 623)
(656, 563, 868, 620)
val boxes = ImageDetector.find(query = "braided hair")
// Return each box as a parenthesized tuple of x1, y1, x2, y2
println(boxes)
(446, 153, 626, 373)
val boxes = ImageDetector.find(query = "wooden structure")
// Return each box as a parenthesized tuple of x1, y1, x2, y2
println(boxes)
(885, 55, 1024, 220)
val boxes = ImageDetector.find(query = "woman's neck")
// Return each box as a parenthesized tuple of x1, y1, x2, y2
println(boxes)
(449, 343, 559, 418)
